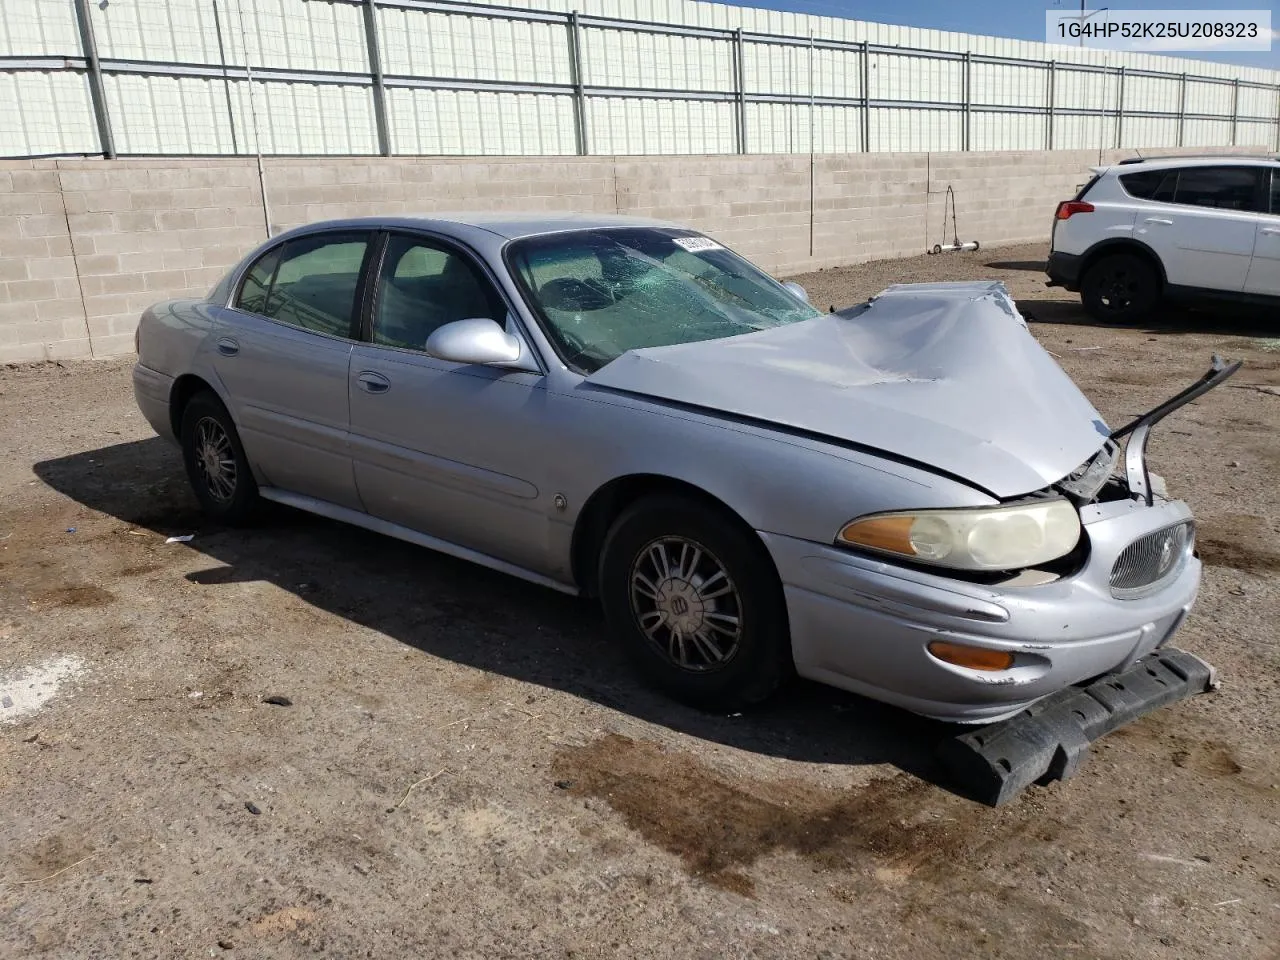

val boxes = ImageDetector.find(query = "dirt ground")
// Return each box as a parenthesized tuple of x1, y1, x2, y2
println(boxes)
(2, 242, 1278, 960)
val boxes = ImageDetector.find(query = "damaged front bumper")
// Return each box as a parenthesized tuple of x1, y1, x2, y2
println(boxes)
(938, 646, 1218, 805)
(769, 356, 1241, 797)
(766, 493, 1201, 725)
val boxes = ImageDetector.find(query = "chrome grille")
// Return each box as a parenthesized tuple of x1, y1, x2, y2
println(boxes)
(1110, 521, 1194, 598)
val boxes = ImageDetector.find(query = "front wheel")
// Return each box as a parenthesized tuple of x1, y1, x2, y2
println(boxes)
(179, 390, 259, 524)
(599, 495, 791, 711)
(1080, 253, 1160, 324)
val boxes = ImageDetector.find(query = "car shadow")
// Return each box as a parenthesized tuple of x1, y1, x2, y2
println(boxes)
(34, 438, 974, 798)
(1017, 296, 1278, 337)
(985, 260, 1046, 272)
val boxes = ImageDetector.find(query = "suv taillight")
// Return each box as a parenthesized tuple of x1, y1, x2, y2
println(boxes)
(1055, 200, 1095, 220)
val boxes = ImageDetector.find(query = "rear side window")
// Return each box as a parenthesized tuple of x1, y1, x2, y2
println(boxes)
(1168, 167, 1265, 212)
(1270, 170, 1279, 215)
(234, 232, 371, 338)
(1118, 170, 1167, 200)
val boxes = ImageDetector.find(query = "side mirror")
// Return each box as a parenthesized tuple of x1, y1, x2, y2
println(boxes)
(781, 281, 810, 304)
(425, 317, 525, 366)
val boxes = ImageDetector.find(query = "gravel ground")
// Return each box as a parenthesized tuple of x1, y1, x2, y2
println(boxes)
(2, 242, 1278, 959)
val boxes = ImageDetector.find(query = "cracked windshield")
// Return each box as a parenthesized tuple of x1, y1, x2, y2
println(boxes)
(509, 228, 821, 372)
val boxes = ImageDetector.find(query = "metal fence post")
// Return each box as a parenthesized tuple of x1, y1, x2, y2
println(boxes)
(1177, 73, 1187, 147)
(860, 41, 870, 152)
(961, 51, 971, 152)
(1115, 66, 1125, 149)
(567, 12, 588, 155)
(1230, 78, 1239, 146)
(1046, 61, 1055, 151)
(363, 0, 392, 156)
(72, 0, 115, 159)
(733, 28, 747, 154)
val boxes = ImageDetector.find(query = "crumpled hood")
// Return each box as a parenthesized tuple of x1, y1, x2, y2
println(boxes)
(585, 281, 1110, 498)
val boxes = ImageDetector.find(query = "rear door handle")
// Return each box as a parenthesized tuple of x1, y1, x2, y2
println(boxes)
(1262, 227, 1280, 236)
(215, 337, 239, 357)
(356, 371, 390, 394)
(1143, 217, 1174, 226)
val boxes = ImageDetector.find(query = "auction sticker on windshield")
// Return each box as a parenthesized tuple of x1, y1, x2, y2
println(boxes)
(672, 236, 723, 253)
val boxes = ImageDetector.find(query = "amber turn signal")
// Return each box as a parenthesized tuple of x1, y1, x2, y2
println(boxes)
(927, 641, 1015, 672)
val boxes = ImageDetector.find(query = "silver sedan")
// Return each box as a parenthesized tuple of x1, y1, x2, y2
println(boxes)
(132, 214, 1230, 723)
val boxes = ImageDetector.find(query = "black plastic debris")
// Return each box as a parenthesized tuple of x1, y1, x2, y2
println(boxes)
(262, 695, 292, 707)
(938, 647, 1218, 806)
(244, 801, 262, 815)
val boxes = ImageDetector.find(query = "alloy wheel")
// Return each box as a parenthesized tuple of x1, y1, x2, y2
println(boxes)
(628, 536, 743, 672)
(194, 416, 237, 502)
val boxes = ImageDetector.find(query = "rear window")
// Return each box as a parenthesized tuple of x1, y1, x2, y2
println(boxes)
(1118, 170, 1167, 200)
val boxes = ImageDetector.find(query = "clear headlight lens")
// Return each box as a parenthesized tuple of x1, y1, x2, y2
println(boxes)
(837, 499, 1082, 572)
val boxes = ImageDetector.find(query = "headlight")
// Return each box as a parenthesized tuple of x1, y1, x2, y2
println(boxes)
(837, 499, 1082, 572)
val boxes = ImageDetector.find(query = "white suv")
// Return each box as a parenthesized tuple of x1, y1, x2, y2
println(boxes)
(1046, 155, 1280, 322)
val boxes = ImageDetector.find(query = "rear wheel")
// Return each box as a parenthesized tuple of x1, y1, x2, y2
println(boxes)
(599, 494, 790, 711)
(1081, 253, 1160, 324)
(179, 390, 259, 524)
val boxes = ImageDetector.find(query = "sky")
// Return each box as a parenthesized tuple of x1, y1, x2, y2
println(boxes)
(707, 0, 1280, 70)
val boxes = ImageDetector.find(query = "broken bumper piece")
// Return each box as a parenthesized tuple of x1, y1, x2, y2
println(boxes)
(937, 647, 1218, 806)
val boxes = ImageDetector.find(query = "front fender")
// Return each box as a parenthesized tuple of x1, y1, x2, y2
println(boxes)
(550, 386, 1000, 559)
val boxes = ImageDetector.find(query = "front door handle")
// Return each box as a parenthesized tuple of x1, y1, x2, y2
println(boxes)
(356, 371, 390, 394)
(215, 337, 239, 357)
(1143, 217, 1174, 226)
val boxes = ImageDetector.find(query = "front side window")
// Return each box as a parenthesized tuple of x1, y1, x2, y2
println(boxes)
(507, 228, 820, 373)
(1169, 167, 1266, 212)
(371, 236, 507, 351)
(234, 232, 370, 338)
(1269, 169, 1279, 215)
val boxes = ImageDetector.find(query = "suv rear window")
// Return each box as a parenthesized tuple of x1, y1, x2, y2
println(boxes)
(1118, 170, 1166, 199)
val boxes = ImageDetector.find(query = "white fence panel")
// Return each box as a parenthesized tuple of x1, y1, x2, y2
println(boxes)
(971, 111, 1045, 151)
(0, 71, 98, 155)
(582, 27, 733, 91)
(387, 89, 577, 154)
(0, 0, 81, 56)
(104, 73, 236, 154)
(379, 8, 572, 84)
(745, 102, 862, 153)
(873, 108, 962, 153)
(587, 97, 736, 153)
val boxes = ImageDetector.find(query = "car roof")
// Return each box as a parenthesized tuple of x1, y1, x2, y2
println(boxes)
(275, 213, 684, 242)
(1103, 155, 1279, 174)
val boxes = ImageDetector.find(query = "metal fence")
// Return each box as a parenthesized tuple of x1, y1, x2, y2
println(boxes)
(2, 0, 1278, 159)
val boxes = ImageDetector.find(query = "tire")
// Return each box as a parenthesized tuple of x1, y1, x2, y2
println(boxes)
(1080, 253, 1160, 324)
(598, 494, 790, 711)
(179, 390, 259, 524)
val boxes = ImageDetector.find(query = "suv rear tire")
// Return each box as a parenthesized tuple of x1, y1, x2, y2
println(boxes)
(1081, 252, 1160, 324)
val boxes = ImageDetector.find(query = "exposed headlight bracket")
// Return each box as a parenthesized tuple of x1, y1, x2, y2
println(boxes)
(1110, 355, 1241, 506)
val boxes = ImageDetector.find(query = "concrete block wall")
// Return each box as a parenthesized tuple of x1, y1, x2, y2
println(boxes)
(0, 166, 88, 362)
(0, 145, 1264, 364)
